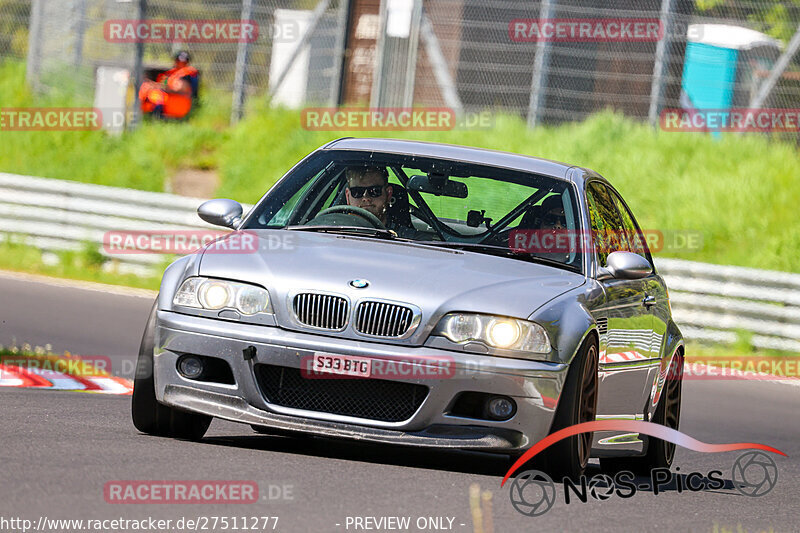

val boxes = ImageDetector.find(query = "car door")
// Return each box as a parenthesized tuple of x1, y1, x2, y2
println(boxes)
(586, 181, 654, 418)
(610, 189, 669, 412)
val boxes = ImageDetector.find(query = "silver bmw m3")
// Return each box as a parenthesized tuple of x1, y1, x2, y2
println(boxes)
(132, 138, 684, 478)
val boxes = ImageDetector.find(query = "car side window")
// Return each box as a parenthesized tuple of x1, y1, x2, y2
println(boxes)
(265, 179, 314, 226)
(319, 179, 346, 210)
(611, 191, 653, 265)
(586, 182, 625, 266)
(265, 165, 338, 226)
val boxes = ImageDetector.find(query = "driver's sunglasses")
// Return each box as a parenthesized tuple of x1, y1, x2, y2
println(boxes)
(348, 185, 384, 198)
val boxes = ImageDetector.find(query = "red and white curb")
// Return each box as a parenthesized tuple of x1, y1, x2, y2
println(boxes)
(0, 364, 133, 394)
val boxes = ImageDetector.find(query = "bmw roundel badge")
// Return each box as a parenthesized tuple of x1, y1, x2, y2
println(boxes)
(349, 279, 369, 289)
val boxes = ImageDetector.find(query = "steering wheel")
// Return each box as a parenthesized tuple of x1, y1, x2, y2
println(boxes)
(315, 205, 386, 229)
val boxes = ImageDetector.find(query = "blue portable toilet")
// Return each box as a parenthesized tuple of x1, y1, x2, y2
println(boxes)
(681, 24, 782, 114)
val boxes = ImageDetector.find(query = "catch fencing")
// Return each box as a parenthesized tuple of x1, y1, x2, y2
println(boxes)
(3, 0, 800, 134)
(0, 172, 798, 353)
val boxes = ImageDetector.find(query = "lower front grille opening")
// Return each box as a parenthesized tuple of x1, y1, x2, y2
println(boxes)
(254, 364, 428, 422)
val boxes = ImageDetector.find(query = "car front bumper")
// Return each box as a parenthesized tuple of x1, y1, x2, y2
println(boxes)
(153, 310, 568, 451)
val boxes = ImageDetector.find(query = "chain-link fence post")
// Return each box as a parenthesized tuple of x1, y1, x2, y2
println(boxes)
(73, 0, 87, 68)
(527, 0, 556, 129)
(648, 0, 675, 127)
(128, 0, 147, 132)
(370, 0, 388, 107)
(403, 0, 423, 107)
(231, 0, 253, 124)
(25, 0, 44, 90)
(328, 0, 350, 106)
(748, 24, 800, 112)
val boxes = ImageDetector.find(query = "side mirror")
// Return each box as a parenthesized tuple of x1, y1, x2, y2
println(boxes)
(599, 251, 652, 280)
(198, 199, 243, 229)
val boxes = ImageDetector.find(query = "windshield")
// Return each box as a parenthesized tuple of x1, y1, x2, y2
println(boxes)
(243, 149, 583, 271)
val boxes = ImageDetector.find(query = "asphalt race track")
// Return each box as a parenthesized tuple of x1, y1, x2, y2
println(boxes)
(1, 272, 798, 532)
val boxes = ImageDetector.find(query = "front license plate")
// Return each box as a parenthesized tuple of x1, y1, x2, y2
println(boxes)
(311, 354, 371, 378)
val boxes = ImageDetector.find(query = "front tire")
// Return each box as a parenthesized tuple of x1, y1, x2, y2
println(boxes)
(131, 300, 212, 441)
(640, 350, 684, 469)
(519, 335, 598, 480)
(601, 350, 683, 474)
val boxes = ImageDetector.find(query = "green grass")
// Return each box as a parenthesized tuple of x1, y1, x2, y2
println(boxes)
(2, 58, 800, 273)
(0, 239, 163, 290)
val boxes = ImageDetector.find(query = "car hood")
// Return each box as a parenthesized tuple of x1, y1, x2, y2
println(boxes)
(199, 230, 585, 340)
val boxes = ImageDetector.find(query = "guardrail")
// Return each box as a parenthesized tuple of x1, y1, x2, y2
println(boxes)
(1, 173, 798, 353)
(656, 258, 800, 353)
(0, 172, 252, 277)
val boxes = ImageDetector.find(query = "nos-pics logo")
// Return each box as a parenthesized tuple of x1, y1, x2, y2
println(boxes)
(501, 421, 784, 517)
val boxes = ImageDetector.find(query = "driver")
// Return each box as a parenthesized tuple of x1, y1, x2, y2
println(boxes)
(532, 195, 572, 262)
(345, 166, 393, 225)
(540, 196, 566, 231)
(342, 165, 425, 239)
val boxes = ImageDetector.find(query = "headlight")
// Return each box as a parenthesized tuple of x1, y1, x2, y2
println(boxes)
(444, 313, 482, 342)
(235, 285, 270, 315)
(433, 313, 550, 354)
(199, 281, 232, 309)
(486, 319, 521, 348)
(173, 277, 272, 315)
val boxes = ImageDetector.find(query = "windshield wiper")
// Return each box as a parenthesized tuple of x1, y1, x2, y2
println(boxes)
(285, 225, 402, 240)
(414, 241, 574, 269)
